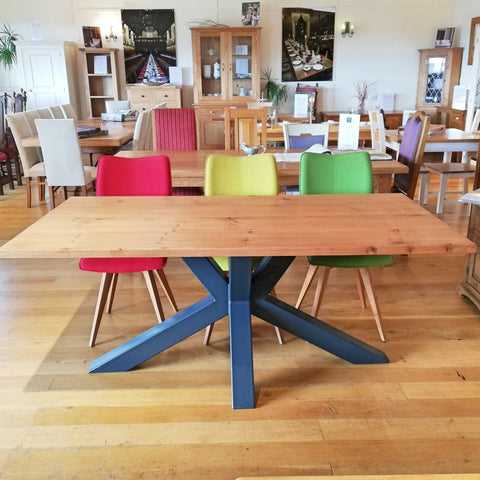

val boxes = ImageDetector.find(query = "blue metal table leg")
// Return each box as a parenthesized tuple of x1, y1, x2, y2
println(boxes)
(228, 257, 255, 409)
(251, 256, 389, 365)
(89, 257, 229, 373)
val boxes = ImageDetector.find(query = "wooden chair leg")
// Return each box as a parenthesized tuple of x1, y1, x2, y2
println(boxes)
(105, 272, 118, 313)
(26, 177, 32, 208)
(436, 174, 448, 214)
(203, 324, 214, 346)
(354, 269, 367, 308)
(90, 272, 114, 347)
(269, 287, 284, 344)
(143, 270, 165, 324)
(358, 268, 386, 342)
(311, 266, 331, 318)
(48, 186, 56, 209)
(38, 177, 46, 202)
(154, 269, 178, 312)
(295, 264, 319, 309)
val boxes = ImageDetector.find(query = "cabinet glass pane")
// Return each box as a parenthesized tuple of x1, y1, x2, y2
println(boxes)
(424, 57, 445, 104)
(231, 35, 253, 97)
(200, 36, 222, 98)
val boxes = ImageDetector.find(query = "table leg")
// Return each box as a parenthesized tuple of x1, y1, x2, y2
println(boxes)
(251, 256, 389, 364)
(228, 257, 255, 409)
(89, 257, 229, 373)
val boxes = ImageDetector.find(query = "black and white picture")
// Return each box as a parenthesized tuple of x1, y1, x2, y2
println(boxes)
(435, 27, 455, 48)
(121, 9, 176, 84)
(282, 8, 335, 82)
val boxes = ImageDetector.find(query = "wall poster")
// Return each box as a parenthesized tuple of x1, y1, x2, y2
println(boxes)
(121, 9, 176, 84)
(282, 8, 335, 82)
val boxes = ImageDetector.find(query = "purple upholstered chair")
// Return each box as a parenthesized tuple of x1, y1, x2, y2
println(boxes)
(391, 111, 430, 199)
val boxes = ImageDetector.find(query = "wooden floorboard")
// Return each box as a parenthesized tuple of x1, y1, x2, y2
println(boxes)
(1, 176, 480, 479)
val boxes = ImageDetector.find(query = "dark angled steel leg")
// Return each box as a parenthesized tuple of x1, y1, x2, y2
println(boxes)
(89, 257, 229, 373)
(228, 257, 255, 409)
(251, 256, 389, 365)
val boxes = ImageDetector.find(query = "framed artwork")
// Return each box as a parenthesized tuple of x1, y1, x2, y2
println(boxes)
(82, 26, 102, 48)
(242, 2, 260, 26)
(434, 27, 455, 48)
(468, 17, 480, 65)
(282, 8, 335, 82)
(121, 9, 176, 84)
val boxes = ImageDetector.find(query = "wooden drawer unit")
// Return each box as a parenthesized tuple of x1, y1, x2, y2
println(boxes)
(126, 86, 182, 112)
(194, 105, 227, 149)
(436, 107, 467, 130)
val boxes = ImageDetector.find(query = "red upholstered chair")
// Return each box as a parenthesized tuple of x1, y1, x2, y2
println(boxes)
(79, 155, 178, 347)
(152, 107, 202, 196)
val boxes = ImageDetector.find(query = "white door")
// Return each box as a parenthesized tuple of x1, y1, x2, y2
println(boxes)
(16, 42, 70, 110)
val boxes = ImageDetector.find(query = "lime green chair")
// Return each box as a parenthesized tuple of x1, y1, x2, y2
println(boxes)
(295, 151, 393, 342)
(203, 153, 284, 345)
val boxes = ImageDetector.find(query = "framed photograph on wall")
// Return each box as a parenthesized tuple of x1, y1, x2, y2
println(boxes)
(282, 8, 335, 82)
(435, 27, 455, 48)
(82, 26, 102, 48)
(121, 9, 176, 84)
(241, 2, 260, 26)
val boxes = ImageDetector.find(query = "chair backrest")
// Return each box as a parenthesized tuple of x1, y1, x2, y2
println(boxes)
(37, 107, 54, 119)
(60, 104, 78, 120)
(105, 100, 131, 113)
(282, 122, 330, 150)
(35, 118, 86, 187)
(368, 110, 386, 152)
(204, 153, 278, 196)
(338, 113, 361, 150)
(6, 112, 43, 175)
(96, 155, 171, 197)
(22, 110, 41, 134)
(48, 105, 66, 119)
(131, 110, 153, 150)
(299, 151, 373, 195)
(224, 107, 267, 150)
(402, 109, 417, 126)
(391, 110, 430, 199)
(152, 108, 197, 150)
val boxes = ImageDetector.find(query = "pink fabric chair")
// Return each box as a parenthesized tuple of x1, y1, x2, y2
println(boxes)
(152, 108, 202, 196)
(79, 155, 178, 347)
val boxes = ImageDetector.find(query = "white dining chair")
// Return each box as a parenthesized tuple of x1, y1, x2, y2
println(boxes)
(282, 121, 330, 151)
(105, 100, 131, 113)
(35, 118, 97, 209)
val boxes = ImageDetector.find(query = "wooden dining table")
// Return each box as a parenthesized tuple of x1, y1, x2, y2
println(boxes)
(0, 194, 475, 409)
(21, 118, 135, 154)
(117, 149, 408, 194)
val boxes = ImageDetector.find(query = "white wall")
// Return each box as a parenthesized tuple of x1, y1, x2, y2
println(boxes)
(0, 0, 469, 114)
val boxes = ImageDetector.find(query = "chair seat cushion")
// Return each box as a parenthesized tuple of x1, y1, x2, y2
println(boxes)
(307, 254, 394, 268)
(28, 162, 46, 177)
(83, 165, 98, 184)
(0, 152, 8, 161)
(79, 257, 167, 273)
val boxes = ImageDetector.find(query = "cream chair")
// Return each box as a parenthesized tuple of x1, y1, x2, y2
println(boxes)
(6, 111, 46, 207)
(48, 105, 65, 118)
(368, 110, 386, 152)
(60, 104, 78, 120)
(35, 119, 97, 209)
(282, 122, 330, 151)
(105, 100, 130, 113)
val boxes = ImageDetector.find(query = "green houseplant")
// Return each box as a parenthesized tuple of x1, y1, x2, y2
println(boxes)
(0, 23, 19, 69)
(262, 68, 288, 106)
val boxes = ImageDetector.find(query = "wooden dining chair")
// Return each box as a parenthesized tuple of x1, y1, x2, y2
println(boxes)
(35, 118, 97, 209)
(203, 152, 284, 346)
(6, 111, 47, 207)
(224, 107, 267, 150)
(79, 155, 178, 347)
(368, 110, 386, 153)
(296, 151, 394, 342)
(391, 110, 430, 200)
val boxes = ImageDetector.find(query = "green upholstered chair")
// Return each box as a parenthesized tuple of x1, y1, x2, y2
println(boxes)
(295, 151, 394, 342)
(203, 152, 284, 345)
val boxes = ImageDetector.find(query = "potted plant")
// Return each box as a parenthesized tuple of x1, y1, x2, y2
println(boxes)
(262, 68, 288, 106)
(0, 23, 19, 69)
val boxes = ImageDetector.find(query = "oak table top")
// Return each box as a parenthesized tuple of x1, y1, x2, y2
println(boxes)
(0, 194, 474, 260)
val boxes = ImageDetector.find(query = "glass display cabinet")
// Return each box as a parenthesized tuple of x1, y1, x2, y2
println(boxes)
(415, 48, 463, 116)
(191, 27, 262, 149)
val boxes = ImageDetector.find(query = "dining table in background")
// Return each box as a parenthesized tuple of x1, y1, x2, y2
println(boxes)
(385, 128, 480, 162)
(21, 118, 135, 159)
(116, 149, 408, 194)
(0, 194, 475, 409)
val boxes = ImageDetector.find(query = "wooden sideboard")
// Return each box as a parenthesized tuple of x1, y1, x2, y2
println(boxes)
(125, 85, 182, 112)
(320, 111, 403, 129)
(436, 106, 467, 130)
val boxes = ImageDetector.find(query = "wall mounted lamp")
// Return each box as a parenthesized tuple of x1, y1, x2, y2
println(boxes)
(341, 21, 355, 38)
(105, 26, 117, 43)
